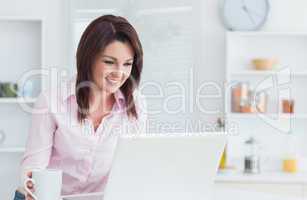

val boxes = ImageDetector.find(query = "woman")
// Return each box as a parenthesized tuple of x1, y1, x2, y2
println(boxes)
(14, 15, 147, 200)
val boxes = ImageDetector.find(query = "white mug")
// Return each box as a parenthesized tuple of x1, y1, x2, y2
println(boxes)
(0, 130, 5, 145)
(24, 169, 62, 200)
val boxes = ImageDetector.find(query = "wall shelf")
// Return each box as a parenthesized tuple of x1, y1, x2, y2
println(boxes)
(225, 31, 307, 164)
(230, 70, 307, 77)
(0, 98, 36, 104)
(227, 113, 307, 119)
(0, 147, 25, 153)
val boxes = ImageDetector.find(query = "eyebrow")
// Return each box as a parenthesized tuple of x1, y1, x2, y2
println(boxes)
(102, 55, 134, 62)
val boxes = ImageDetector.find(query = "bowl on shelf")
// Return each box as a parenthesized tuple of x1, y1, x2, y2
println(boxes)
(251, 58, 278, 71)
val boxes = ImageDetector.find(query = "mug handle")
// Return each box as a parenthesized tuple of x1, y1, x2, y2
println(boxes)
(24, 177, 37, 200)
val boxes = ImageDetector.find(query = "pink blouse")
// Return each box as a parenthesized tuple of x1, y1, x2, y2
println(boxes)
(20, 77, 147, 195)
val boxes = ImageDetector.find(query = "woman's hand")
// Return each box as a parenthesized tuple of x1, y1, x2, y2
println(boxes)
(25, 171, 35, 200)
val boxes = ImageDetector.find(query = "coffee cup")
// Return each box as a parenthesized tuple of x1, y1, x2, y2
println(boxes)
(24, 169, 62, 200)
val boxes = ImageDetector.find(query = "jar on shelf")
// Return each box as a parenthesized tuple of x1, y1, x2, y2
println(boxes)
(231, 82, 249, 112)
(244, 137, 261, 174)
(282, 133, 298, 173)
(282, 99, 295, 114)
(240, 87, 257, 113)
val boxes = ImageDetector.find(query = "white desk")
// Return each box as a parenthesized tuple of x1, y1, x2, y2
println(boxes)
(214, 171, 307, 200)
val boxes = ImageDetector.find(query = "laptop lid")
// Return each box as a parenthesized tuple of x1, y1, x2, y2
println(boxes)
(62, 192, 103, 200)
(103, 132, 226, 200)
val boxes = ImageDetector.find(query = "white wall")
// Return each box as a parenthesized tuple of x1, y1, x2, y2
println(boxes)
(0, 0, 70, 69)
(264, 0, 307, 31)
(0, 0, 70, 198)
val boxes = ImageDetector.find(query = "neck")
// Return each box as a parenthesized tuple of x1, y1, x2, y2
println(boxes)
(89, 88, 114, 113)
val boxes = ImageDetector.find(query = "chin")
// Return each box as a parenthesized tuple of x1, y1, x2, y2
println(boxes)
(105, 85, 121, 94)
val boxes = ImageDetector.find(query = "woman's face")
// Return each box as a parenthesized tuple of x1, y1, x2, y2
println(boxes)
(92, 40, 134, 94)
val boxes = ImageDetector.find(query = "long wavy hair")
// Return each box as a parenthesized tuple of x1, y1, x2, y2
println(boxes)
(75, 15, 143, 123)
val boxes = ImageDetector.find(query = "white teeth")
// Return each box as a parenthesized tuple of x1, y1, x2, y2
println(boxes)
(106, 77, 121, 84)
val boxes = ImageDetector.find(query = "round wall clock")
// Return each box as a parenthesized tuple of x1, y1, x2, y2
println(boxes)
(221, 0, 270, 31)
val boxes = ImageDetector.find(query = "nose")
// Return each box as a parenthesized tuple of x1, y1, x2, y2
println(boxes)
(108, 71, 122, 79)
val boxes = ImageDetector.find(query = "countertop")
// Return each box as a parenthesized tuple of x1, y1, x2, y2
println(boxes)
(214, 170, 307, 184)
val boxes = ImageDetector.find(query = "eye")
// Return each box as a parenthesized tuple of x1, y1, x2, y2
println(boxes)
(103, 60, 114, 65)
(124, 62, 133, 67)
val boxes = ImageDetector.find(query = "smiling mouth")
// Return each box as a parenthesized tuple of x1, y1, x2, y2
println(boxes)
(106, 77, 121, 85)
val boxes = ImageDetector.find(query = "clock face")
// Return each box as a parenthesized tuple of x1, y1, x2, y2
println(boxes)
(222, 0, 270, 31)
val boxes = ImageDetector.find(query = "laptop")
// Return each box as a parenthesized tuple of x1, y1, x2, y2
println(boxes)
(62, 192, 103, 200)
(62, 132, 226, 200)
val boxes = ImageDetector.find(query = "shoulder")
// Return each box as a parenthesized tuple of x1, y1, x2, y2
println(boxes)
(33, 87, 63, 114)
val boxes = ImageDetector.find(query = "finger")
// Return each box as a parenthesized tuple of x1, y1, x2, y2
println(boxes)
(27, 171, 32, 178)
(26, 185, 35, 192)
(27, 181, 33, 188)
(26, 183, 35, 193)
(26, 194, 34, 200)
(28, 194, 34, 200)
(25, 184, 35, 198)
(27, 188, 35, 193)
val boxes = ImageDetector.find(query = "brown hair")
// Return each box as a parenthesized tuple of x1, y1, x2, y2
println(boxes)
(75, 15, 143, 123)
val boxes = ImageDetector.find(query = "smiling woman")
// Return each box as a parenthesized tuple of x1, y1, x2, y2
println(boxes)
(75, 15, 144, 123)
(14, 15, 147, 200)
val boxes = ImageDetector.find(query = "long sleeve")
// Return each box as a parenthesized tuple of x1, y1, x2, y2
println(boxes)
(20, 91, 57, 185)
